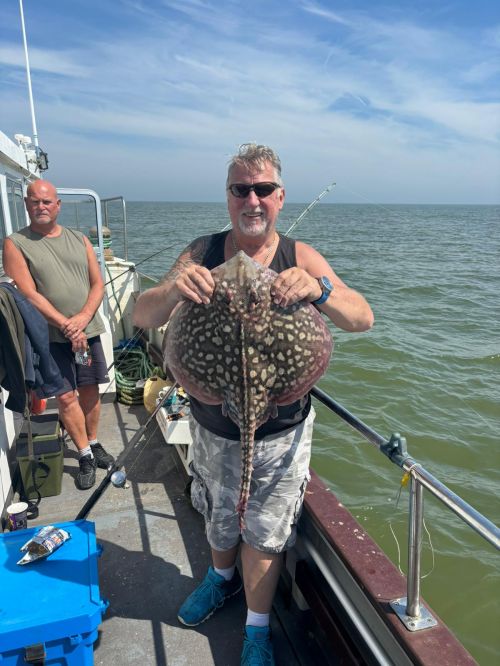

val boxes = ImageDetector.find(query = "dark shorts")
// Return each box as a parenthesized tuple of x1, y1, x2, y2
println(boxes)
(49, 336, 109, 393)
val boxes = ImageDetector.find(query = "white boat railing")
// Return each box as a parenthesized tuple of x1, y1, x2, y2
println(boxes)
(310, 385, 500, 630)
(102, 196, 128, 260)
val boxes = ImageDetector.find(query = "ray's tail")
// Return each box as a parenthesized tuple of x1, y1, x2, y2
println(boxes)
(236, 428, 255, 531)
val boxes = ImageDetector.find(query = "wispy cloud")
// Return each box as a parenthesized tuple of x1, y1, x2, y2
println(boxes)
(1, 0, 498, 203)
(300, 1, 353, 26)
(0, 46, 89, 77)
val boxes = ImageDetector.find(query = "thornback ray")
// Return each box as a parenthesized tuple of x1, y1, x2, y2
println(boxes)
(163, 251, 333, 528)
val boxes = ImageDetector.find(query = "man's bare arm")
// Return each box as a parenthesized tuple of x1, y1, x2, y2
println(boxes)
(60, 237, 105, 338)
(3, 238, 69, 329)
(132, 236, 215, 329)
(271, 241, 374, 332)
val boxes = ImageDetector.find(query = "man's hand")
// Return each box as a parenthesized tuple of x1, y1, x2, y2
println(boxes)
(174, 264, 215, 305)
(133, 238, 217, 329)
(70, 331, 88, 353)
(270, 268, 322, 308)
(61, 312, 92, 339)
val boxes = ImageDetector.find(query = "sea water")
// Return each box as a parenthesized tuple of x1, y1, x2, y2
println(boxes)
(114, 201, 499, 665)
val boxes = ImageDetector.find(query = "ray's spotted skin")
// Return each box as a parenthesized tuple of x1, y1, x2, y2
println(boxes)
(164, 251, 333, 528)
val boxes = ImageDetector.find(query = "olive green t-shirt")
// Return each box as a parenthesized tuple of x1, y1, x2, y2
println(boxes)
(9, 226, 105, 343)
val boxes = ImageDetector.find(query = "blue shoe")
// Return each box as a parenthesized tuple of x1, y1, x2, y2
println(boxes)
(241, 625, 275, 666)
(178, 566, 243, 626)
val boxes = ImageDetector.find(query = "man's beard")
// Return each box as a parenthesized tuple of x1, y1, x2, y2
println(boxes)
(237, 214, 268, 237)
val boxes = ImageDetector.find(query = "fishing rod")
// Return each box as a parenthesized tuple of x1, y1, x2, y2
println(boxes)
(75, 382, 178, 520)
(104, 241, 180, 287)
(284, 181, 336, 237)
(101, 327, 145, 378)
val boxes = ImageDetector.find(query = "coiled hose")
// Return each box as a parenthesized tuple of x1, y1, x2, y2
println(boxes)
(114, 345, 163, 405)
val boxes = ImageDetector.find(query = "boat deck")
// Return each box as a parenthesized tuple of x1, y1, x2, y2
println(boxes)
(7, 399, 305, 666)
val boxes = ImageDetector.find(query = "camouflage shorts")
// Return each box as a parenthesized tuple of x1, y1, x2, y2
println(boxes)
(188, 408, 315, 554)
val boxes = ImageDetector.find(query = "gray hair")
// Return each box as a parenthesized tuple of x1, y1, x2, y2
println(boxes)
(227, 143, 282, 185)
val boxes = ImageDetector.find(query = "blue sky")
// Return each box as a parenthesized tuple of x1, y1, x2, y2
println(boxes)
(1, 0, 499, 203)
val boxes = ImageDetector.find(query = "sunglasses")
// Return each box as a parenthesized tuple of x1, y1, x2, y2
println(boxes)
(227, 182, 281, 198)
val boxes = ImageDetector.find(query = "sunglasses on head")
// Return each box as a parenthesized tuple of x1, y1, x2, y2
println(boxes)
(227, 182, 281, 198)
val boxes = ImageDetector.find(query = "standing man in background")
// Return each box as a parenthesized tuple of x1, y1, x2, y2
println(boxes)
(133, 143, 374, 665)
(2, 179, 115, 490)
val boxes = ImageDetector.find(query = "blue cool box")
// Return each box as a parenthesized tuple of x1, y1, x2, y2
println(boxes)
(0, 520, 108, 664)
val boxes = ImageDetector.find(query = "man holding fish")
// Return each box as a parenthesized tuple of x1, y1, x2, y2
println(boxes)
(133, 144, 373, 665)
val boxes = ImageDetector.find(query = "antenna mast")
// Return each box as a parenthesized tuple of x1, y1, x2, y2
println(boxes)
(19, 0, 39, 149)
(18, 0, 48, 169)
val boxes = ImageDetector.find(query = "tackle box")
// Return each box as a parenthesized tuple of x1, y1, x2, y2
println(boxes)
(0, 519, 108, 664)
(16, 413, 64, 499)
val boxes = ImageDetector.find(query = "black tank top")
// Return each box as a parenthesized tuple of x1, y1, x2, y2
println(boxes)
(189, 231, 312, 440)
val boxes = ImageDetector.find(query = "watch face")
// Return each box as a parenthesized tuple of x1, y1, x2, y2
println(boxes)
(320, 276, 333, 291)
(312, 276, 333, 305)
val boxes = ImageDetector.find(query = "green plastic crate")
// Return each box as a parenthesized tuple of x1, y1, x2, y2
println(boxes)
(16, 413, 63, 499)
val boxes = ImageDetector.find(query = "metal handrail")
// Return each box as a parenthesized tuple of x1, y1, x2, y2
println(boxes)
(311, 386, 499, 548)
(102, 196, 128, 260)
(310, 385, 500, 624)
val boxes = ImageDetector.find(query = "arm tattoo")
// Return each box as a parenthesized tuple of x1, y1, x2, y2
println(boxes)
(160, 236, 211, 284)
